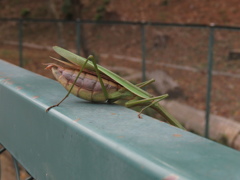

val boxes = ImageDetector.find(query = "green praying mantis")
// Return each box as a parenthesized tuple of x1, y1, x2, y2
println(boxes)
(45, 46, 185, 130)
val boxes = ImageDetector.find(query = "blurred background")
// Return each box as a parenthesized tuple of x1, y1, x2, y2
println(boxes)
(1, 0, 240, 179)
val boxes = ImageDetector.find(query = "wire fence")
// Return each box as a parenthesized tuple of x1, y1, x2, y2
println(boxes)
(1, 18, 240, 138)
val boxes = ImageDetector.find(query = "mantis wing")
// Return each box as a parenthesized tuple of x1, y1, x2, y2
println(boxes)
(53, 46, 151, 99)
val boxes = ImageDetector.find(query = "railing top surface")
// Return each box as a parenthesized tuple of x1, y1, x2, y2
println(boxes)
(0, 59, 240, 180)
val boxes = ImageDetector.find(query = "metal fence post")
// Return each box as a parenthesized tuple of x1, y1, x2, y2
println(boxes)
(12, 156, 20, 180)
(18, 19, 23, 67)
(76, 19, 81, 55)
(141, 24, 146, 84)
(205, 24, 215, 138)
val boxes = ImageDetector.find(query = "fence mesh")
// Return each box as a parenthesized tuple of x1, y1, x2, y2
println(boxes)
(0, 19, 240, 128)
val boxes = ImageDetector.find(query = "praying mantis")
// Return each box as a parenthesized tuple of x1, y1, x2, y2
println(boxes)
(45, 46, 185, 129)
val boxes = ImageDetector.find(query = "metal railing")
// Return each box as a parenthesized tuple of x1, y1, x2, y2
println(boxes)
(1, 18, 240, 139)
(1, 59, 240, 180)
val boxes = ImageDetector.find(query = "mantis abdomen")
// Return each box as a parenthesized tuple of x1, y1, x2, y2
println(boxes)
(46, 64, 122, 102)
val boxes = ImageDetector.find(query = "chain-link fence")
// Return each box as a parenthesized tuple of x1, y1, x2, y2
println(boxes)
(1, 18, 240, 138)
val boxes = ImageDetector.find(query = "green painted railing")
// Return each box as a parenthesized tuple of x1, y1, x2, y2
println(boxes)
(1, 59, 240, 180)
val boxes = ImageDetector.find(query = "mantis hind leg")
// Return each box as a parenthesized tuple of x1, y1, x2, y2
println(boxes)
(137, 98, 164, 118)
(126, 95, 185, 129)
(125, 94, 168, 108)
(125, 94, 168, 118)
(46, 57, 90, 111)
